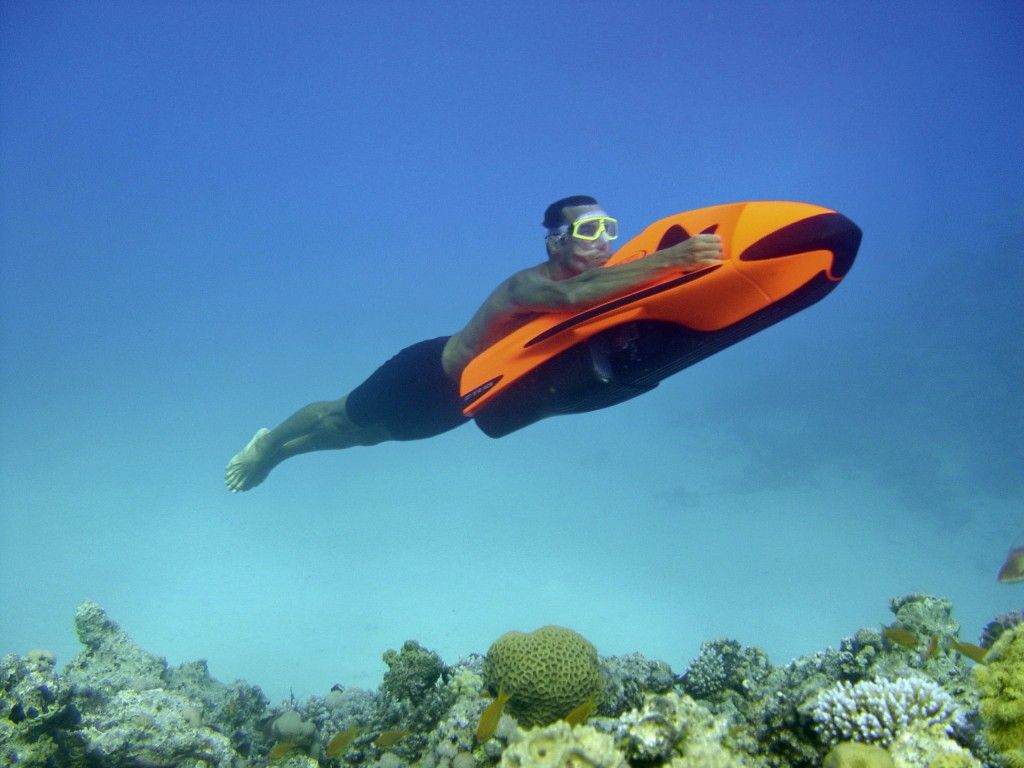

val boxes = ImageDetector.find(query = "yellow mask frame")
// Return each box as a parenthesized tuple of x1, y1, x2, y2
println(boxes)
(570, 214, 619, 241)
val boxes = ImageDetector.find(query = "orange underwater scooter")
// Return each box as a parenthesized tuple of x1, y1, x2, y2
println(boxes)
(460, 200, 862, 438)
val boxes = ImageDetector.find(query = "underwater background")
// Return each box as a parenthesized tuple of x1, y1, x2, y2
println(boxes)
(1, 0, 1021, 708)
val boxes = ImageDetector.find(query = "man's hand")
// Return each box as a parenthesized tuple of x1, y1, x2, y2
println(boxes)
(656, 234, 724, 271)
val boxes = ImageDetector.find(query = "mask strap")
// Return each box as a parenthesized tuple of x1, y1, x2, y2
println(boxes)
(546, 209, 610, 239)
(571, 208, 610, 223)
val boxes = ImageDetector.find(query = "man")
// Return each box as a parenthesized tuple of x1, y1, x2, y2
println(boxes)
(225, 195, 722, 491)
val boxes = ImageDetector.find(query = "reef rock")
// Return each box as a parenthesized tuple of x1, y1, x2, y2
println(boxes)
(63, 601, 168, 706)
(79, 687, 238, 767)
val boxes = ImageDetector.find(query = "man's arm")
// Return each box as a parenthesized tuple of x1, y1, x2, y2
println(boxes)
(509, 234, 723, 311)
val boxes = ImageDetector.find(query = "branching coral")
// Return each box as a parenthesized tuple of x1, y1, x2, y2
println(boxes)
(807, 676, 963, 748)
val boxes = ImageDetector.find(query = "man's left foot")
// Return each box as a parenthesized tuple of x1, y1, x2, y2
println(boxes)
(225, 428, 271, 492)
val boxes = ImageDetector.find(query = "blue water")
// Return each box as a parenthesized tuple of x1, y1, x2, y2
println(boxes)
(1, 2, 1021, 704)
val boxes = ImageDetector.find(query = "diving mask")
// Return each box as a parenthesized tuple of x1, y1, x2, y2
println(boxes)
(548, 211, 620, 242)
(569, 213, 619, 241)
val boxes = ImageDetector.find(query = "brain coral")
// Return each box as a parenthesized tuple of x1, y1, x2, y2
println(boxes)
(483, 626, 603, 728)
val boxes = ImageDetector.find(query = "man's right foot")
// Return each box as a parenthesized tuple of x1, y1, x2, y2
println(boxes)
(225, 428, 272, 492)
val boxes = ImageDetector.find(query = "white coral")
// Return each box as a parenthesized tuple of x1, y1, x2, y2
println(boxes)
(500, 722, 626, 768)
(808, 676, 963, 748)
(618, 692, 760, 768)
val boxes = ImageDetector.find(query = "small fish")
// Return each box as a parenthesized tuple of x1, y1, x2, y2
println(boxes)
(882, 626, 919, 649)
(952, 639, 988, 664)
(475, 689, 511, 745)
(325, 724, 361, 758)
(268, 740, 297, 762)
(924, 634, 939, 660)
(373, 729, 411, 749)
(563, 696, 597, 726)
(997, 545, 1024, 584)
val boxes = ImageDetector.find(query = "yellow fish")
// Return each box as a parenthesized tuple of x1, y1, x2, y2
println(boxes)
(268, 741, 297, 762)
(951, 639, 988, 664)
(997, 545, 1024, 584)
(325, 724, 361, 758)
(373, 729, 410, 749)
(563, 696, 597, 726)
(882, 625, 919, 649)
(475, 689, 511, 745)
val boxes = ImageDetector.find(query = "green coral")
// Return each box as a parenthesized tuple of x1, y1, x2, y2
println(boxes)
(926, 753, 982, 768)
(974, 623, 1024, 768)
(381, 640, 446, 702)
(483, 626, 603, 728)
(823, 742, 894, 768)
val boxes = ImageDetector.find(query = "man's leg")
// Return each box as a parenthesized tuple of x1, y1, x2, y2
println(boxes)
(224, 395, 391, 492)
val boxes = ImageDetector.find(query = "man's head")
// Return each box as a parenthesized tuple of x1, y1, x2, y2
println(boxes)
(543, 195, 619, 277)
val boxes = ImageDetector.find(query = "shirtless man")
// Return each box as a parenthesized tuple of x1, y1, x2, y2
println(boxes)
(225, 195, 723, 491)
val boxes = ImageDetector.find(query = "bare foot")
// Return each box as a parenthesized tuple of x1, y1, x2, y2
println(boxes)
(225, 428, 272, 492)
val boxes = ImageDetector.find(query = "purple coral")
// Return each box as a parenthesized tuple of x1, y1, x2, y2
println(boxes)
(979, 611, 1023, 649)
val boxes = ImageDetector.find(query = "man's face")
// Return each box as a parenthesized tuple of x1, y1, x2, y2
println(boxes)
(550, 204, 616, 275)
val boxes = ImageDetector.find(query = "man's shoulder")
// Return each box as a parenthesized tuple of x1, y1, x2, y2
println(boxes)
(505, 262, 552, 288)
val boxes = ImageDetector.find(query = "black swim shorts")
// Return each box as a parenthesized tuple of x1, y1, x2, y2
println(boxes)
(346, 336, 469, 441)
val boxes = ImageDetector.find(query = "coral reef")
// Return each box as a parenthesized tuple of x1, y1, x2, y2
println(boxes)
(974, 623, 1024, 767)
(675, 593, 991, 768)
(0, 593, 1007, 767)
(482, 625, 604, 727)
(2, 601, 270, 766)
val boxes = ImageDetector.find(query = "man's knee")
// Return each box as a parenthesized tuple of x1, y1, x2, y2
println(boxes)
(335, 395, 391, 445)
(357, 424, 392, 446)
(322, 397, 350, 423)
